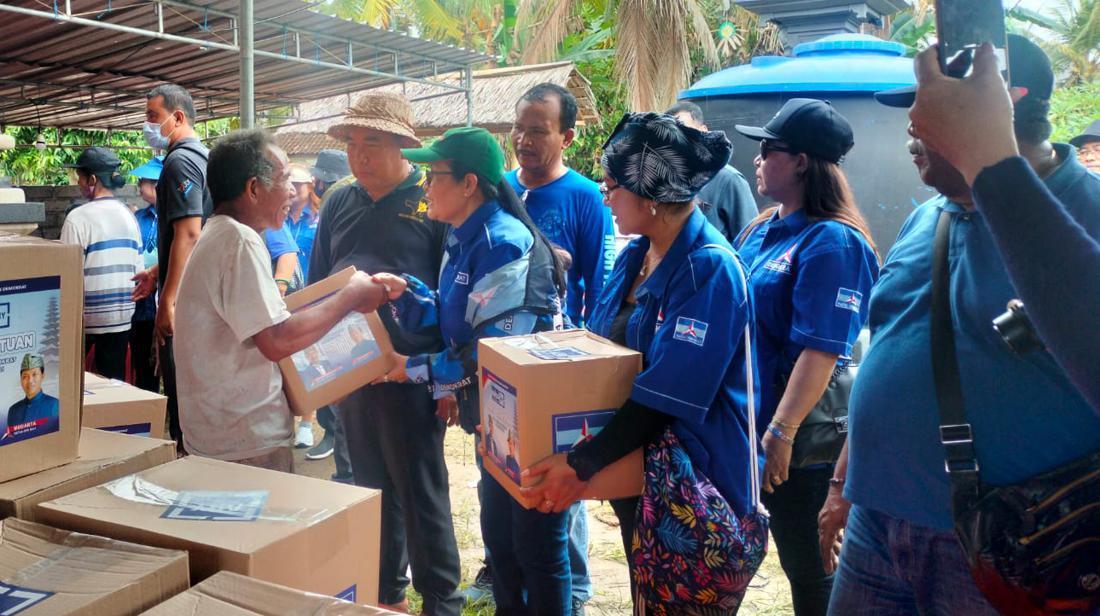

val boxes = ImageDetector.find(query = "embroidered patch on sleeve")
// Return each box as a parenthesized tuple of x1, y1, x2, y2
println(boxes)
(672, 316, 708, 346)
(835, 288, 863, 313)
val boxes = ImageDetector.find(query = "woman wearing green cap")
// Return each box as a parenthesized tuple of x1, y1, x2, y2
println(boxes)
(371, 126, 572, 614)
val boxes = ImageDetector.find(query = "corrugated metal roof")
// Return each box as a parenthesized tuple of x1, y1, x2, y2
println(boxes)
(0, 0, 491, 130)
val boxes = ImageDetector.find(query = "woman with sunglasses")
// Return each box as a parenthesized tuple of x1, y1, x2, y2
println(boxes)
(370, 126, 572, 615)
(733, 99, 879, 616)
(524, 112, 764, 613)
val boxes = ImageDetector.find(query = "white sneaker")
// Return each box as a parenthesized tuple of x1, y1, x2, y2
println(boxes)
(294, 423, 314, 448)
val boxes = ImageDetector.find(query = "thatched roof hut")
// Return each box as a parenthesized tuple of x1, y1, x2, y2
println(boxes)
(275, 61, 600, 160)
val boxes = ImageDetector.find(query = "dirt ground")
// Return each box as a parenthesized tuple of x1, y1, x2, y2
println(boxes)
(293, 422, 794, 615)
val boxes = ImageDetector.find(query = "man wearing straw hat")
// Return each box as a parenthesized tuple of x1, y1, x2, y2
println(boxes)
(309, 92, 461, 615)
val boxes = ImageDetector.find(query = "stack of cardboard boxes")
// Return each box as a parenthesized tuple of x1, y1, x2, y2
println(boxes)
(0, 237, 389, 613)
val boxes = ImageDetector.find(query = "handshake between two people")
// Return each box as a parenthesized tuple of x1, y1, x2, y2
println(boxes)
(342, 270, 408, 314)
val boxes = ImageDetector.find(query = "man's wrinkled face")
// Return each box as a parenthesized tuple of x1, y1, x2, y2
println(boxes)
(20, 368, 43, 399)
(256, 146, 294, 230)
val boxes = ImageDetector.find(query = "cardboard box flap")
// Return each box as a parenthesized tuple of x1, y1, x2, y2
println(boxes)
(480, 330, 641, 366)
(142, 571, 396, 615)
(38, 456, 380, 555)
(0, 518, 188, 614)
(0, 429, 174, 507)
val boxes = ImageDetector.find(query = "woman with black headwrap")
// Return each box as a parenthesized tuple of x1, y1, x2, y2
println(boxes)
(524, 113, 766, 614)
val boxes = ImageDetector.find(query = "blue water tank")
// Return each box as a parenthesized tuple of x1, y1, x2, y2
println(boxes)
(681, 34, 932, 254)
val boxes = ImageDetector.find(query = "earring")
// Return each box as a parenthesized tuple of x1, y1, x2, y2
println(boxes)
(650, 204, 657, 216)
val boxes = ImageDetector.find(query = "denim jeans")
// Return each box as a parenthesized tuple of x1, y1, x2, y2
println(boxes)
(828, 505, 1000, 615)
(761, 465, 834, 616)
(481, 467, 571, 615)
(474, 435, 592, 603)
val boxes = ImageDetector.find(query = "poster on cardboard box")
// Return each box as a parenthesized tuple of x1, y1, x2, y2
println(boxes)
(290, 311, 382, 392)
(0, 276, 62, 446)
(482, 368, 521, 484)
(552, 409, 616, 454)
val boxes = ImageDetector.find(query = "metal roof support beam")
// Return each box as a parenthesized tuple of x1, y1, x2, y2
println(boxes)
(240, 0, 255, 128)
(0, 3, 472, 94)
(155, 0, 470, 72)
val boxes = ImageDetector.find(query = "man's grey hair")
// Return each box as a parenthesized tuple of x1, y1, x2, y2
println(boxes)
(208, 129, 278, 205)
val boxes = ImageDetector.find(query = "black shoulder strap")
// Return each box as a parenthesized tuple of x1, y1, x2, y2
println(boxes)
(930, 209, 982, 506)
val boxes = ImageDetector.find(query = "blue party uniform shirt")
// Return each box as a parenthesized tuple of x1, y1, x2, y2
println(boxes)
(133, 204, 158, 322)
(6, 391, 60, 430)
(286, 207, 319, 282)
(846, 143, 1100, 530)
(263, 225, 299, 272)
(587, 208, 758, 517)
(735, 209, 879, 429)
(507, 169, 615, 325)
(391, 200, 561, 411)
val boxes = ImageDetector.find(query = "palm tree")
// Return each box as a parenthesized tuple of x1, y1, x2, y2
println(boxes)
(1034, 0, 1099, 85)
(325, 0, 467, 42)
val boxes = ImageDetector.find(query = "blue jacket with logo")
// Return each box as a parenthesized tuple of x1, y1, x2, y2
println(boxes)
(736, 210, 879, 429)
(392, 200, 562, 433)
(587, 208, 759, 517)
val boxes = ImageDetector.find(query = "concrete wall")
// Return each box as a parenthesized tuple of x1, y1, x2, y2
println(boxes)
(21, 185, 145, 240)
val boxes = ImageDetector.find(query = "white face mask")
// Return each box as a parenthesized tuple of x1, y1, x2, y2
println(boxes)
(143, 121, 171, 150)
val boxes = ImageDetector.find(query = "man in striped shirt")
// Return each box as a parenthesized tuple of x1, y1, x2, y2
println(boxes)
(60, 147, 143, 381)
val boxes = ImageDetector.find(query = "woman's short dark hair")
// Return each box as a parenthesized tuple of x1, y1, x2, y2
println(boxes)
(208, 129, 277, 205)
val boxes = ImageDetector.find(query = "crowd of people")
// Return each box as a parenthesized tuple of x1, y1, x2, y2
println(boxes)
(53, 31, 1099, 616)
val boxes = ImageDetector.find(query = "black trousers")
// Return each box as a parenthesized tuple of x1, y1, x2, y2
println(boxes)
(316, 405, 353, 480)
(761, 465, 835, 616)
(129, 320, 159, 393)
(159, 336, 182, 449)
(85, 330, 130, 381)
(338, 383, 462, 615)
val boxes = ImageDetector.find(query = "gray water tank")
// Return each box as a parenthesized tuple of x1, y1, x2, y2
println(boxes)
(681, 34, 936, 254)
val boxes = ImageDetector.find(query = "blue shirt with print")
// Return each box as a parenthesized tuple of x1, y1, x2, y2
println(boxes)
(587, 208, 759, 517)
(506, 169, 615, 325)
(392, 201, 560, 400)
(133, 204, 158, 322)
(736, 210, 879, 428)
(286, 208, 318, 281)
(846, 144, 1100, 530)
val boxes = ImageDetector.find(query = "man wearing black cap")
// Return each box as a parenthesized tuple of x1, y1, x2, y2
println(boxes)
(60, 147, 144, 381)
(1070, 119, 1100, 173)
(821, 34, 1100, 614)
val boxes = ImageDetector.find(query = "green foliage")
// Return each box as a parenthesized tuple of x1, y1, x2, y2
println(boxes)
(0, 126, 150, 186)
(889, 9, 937, 56)
(0, 117, 238, 186)
(1049, 79, 1100, 142)
(566, 55, 628, 181)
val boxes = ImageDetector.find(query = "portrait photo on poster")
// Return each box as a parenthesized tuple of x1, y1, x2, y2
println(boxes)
(482, 368, 521, 484)
(290, 311, 382, 393)
(0, 276, 62, 446)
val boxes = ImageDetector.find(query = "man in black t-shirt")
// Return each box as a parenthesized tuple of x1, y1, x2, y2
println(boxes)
(132, 84, 213, 450)
(310, 92, 461, 615)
